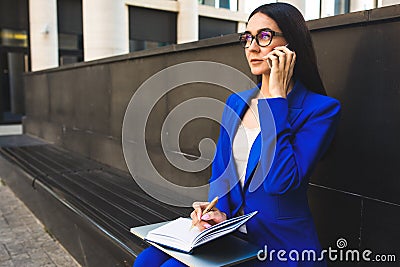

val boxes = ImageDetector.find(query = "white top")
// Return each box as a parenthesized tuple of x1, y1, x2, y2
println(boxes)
(232, 98, 260, 233)
(232, 125, 260, 188)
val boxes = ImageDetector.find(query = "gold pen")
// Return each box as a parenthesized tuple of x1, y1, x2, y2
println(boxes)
(190, 196, 219, 230)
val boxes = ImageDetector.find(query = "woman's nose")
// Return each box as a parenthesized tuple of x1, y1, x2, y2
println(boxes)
(248, 38, 260, 52)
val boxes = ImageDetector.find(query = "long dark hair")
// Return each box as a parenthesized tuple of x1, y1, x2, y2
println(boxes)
(249, 3, 326, 95)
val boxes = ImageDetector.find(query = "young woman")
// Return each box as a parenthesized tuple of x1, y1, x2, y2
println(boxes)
(135, 3, 340, 266)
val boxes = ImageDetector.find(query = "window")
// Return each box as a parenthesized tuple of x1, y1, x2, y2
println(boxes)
(198, 0, 238, 11)
(129, 7, 177, 52)
(199, 16, 236, 39)
(335, 0, 350, 15)
(57, 0, 83, 65)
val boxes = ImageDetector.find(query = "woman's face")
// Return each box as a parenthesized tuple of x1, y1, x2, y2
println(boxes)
(244, 12, 287, 75)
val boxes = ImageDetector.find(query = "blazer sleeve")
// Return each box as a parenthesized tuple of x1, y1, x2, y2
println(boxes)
(257, 96, 341, 195)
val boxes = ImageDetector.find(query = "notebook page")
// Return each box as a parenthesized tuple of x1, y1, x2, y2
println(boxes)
(146, 218, 200, 249)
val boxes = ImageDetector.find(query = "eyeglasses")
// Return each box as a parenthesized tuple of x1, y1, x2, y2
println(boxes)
(239, 28, 284, 48)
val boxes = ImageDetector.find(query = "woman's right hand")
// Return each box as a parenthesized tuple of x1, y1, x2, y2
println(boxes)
(262, 45, 296, 98)
(190, 201, 227, 231)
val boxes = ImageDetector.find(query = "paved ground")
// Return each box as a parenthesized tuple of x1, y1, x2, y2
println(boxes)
(0, 179, 81, 267)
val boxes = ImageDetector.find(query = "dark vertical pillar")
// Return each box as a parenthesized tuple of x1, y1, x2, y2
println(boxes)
(7, 52, 25, 115)
(0, 50, 7, 122)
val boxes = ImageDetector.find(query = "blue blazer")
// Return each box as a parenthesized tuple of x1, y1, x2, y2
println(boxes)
(208, 81, 340, 266)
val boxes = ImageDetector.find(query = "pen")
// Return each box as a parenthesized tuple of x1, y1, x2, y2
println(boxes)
(190, 196, 219, 230)
(202, 196, 219, 214)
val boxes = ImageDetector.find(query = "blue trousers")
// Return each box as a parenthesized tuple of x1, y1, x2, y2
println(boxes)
(133, 246, 187, 267)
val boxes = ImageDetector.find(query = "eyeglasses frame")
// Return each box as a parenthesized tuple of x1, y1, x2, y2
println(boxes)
(239, 28, 284, 48)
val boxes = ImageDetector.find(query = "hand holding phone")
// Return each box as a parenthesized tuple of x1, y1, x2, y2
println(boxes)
(262, 43, 296, 98)
(265, 43, 290, 68)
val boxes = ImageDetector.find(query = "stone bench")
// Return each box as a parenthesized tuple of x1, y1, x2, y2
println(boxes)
(0, 135, 191, 267)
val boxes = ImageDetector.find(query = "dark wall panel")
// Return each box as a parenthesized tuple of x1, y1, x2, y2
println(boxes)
(23, 74, 49, 121)
(57, 0, 83, 34)
(0, 0, 28, 30)
(129, 7, 177, 43)
(199, 16, 237, 39)
(311, 20, 400, 205)
(48, 69, 80, 127)
(308, 186, 361, 251)
(109, 55, 169, 143)
(360, 199, 400, 263)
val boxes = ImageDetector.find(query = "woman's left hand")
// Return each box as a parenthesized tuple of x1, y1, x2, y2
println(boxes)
(263, 45, 296, 98)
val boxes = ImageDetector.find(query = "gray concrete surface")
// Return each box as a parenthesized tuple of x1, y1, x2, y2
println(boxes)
(0, 178, 81, 267)
(0, 125, 22, 136)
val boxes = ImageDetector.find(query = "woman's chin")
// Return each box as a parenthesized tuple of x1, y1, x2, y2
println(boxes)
(251, 68, 270, 76)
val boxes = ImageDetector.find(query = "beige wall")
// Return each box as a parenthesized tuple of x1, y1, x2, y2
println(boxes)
(82, 0, 129, 61)
(29, 0, 59, 71)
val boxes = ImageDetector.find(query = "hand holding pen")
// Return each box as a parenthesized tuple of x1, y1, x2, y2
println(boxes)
(190, 196, 227, 231)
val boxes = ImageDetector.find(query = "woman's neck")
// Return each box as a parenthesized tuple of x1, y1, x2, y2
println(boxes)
(259, 75, 272, 98)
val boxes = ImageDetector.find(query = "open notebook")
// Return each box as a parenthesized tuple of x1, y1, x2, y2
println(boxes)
(143, 211, 258, 253)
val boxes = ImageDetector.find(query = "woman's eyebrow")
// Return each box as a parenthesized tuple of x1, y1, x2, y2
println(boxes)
(244, 28, 273, 35)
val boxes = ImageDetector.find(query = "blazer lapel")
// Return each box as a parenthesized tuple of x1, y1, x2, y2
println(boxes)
(243, 81, 308, 191)
(287, 81, 308, 125)
(225, 88, 259, 140)
(224, 87, 259, 215)
(243, 134, 261, 190)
